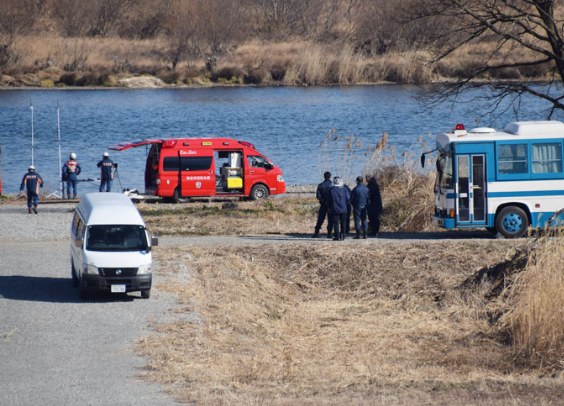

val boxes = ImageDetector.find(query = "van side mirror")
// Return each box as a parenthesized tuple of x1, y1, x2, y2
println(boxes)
(420, 154, 425, 168)
(151, 236, 159, 247)
(265, 162, 274, 169)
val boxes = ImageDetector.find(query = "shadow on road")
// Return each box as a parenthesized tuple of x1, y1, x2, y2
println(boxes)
(0, 275, 136, 303)
(240, 230, 495, 242)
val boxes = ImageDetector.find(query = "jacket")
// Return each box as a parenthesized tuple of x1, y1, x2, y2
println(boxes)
(328, 185, 351, 214)
(316, 179, 332, 205)
(367, 177, 383, 214)
(63, 160, 81, 181)
(351, 183, 370, 210)
(97, 158, 114, 180)
(20, 171, 43, 194)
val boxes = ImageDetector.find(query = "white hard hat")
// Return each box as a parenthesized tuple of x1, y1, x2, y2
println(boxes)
(70, 152, 76, 159)
(103, 152, 109, 157)
(29, 165, 35, 171)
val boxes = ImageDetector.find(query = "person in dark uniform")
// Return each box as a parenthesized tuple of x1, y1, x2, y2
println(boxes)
(351, 175, 370, 239)
(312, 171, 333, 238)
(344, 182, 352, 235)
(19, 165, 43, 214)
(366, 173, 383, 237)
(62, 152, 81, 199)
(97, 152, 116, 192)
(327, 177, 350, 241)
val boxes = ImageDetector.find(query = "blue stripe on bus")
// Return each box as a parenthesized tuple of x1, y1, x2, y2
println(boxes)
(488, 190, 564, 198)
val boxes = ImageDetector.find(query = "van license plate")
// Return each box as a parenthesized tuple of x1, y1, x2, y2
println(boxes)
(111, 285, 126, 293)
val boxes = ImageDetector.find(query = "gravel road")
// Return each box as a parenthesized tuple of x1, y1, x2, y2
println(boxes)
(0, 198, 501, 406)
(0, 202, 181, 406)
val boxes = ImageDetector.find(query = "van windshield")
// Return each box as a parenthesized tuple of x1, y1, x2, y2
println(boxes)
(86, 225, 148, 252)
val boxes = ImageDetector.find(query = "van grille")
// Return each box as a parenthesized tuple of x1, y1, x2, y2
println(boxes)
(99, 267, 138, 277)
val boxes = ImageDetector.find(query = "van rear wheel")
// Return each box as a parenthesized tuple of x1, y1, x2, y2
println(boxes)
(495, 206, 529, 238)
(250, 184, 269, 200)
(173, 188, 191, 203)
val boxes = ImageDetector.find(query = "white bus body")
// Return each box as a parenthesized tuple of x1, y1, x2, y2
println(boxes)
(430, 121, 564, 238)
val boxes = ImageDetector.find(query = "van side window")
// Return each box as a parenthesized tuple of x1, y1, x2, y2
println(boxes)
(163, 156, 213, 172)
(247, 155, 269, 168)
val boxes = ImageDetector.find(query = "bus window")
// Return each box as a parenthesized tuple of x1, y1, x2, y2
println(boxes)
(532, 142, 562, 174)
(498, 143, 528, 174)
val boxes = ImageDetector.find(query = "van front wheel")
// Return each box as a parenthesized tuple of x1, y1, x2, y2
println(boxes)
(495, 206, 529, 238)
(141, 289, 151, 299)
(173, 188, 191, 203)
(250, 184, 269, 200)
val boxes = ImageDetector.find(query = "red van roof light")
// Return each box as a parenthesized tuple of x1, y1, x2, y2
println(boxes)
(455, 124, 465, 131)
(163, 139, 177, 148)
(238, 141, 255, 149)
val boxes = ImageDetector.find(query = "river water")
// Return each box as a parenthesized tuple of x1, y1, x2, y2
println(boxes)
(1, 85, 562, 194)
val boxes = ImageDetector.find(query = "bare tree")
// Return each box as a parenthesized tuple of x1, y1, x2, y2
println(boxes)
(0, 0, 38, 70)
(50, 0, 92, 37)
(88, 0, 139, 37)
(414, 0, 564, 117)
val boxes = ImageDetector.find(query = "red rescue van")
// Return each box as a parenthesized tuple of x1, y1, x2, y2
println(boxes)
(110, 138, 285, 202)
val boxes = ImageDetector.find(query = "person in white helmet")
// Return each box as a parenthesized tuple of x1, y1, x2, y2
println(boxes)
(62, 152, 81, 199)
(97, 152, 116, 192)
(19, 165, 43, 214)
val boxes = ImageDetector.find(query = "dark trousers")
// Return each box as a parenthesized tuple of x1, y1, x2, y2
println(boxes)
(368, 208, 380, 235)
(353, 207, 368, 231)
(333, 213, 347, 239)
(99, 179, 112, 192)
(345, 205, 351, 233)
(315, 203, 333, 234)
(67, 179, 77, 196)
(26, 192, 38, 208)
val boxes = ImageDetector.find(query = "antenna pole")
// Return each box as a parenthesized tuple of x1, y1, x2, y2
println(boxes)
(30, 101, 34, 166)
(57, 102, 63, 198)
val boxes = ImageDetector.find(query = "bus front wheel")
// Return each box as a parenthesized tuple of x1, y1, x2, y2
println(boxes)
(495, 206, 529, 238)
(173, 188, 191, 204)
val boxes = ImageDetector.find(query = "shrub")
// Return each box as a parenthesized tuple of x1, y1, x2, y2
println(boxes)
(58, 72, 79, 86)
(39, 79, 54, 87)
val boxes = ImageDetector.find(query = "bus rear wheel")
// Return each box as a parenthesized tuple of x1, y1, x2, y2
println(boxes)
(495, 206, 529, 238)
(250, 184, 269, 200)
(173, 188, 191, 203)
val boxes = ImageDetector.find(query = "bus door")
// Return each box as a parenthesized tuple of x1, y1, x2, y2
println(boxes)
(456, 154, 487, 225)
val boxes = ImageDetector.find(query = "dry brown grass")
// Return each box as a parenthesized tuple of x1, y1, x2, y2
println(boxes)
(139, 240, 564, 405)
(500, 234, 564, 369)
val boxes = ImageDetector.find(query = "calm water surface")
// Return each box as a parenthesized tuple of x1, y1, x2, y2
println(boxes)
(0, 86, 562, 194)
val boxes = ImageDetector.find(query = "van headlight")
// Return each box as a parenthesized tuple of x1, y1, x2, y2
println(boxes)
(85, 264, 99, 274)
(277, 175, 284, 182)
(138, 263, 152, 275)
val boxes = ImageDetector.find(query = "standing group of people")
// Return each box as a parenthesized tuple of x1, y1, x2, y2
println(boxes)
(19, 152, 117, 213)
(312, 171, 382, 240)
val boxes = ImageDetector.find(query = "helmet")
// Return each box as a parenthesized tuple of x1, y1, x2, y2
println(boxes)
(29, 165, 35, 172)
(70, 152, 76, 160)
(103, 152, 109, 157)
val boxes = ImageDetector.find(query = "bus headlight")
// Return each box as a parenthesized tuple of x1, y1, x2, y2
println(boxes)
(138, 263, 152, 275)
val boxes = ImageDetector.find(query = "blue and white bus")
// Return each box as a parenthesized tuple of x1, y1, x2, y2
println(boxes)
(426, 121, 564, 238)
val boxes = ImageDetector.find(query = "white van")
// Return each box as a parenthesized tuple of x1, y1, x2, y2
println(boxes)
(70, 193, 158, 299)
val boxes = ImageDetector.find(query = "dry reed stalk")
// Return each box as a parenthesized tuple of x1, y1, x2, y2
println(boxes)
(500, 234, 564, 368)
(137, 240, 564, 405)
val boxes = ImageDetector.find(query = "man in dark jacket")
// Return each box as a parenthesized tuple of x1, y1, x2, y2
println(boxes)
(327, 177, 351, 241)
(62, 152, 81, 199)
(351, 175, 370, 239)
(97, 152, 116, 192)
(19, 165, 43, 214)
(366, 173, 383, 237)
(312, 171, 333, 238)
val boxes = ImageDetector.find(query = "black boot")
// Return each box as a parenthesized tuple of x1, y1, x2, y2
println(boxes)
(362, 230, 367, 239)
(311, 229, 320, 238)
(353, 230, 360, 239)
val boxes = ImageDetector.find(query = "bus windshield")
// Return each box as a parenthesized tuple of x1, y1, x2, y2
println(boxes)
(86, 225, 148, 252)
(436, 152, 454, 190)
